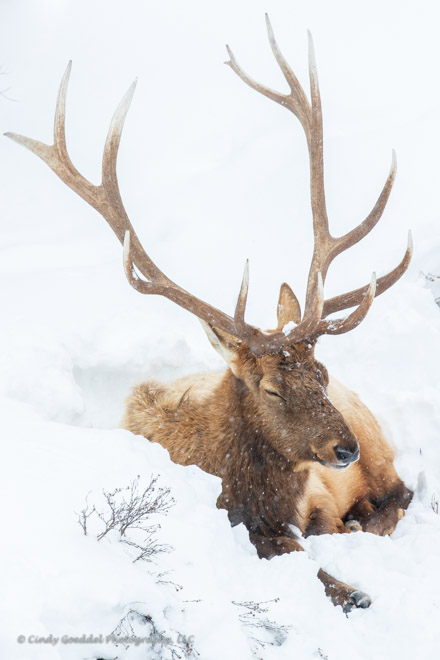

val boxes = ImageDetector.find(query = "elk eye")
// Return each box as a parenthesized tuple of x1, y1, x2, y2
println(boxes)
(265, 389, 285, 401)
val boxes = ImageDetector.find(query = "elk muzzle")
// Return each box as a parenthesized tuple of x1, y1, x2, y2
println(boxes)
(333, 444, 360, 467)
(312, 431, 360, 470)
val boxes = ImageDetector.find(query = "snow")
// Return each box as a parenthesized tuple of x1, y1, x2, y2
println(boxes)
(1, 1, 440, 658)
(282, 321, 296, 336)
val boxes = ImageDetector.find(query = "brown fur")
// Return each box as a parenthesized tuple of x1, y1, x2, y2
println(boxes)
(122, 336, 412, 611)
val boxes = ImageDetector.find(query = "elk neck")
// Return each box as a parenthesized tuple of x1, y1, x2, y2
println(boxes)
(212, 368, 310, 536)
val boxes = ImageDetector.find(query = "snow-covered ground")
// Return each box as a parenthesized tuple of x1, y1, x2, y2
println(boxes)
(1, 1, 440, 658)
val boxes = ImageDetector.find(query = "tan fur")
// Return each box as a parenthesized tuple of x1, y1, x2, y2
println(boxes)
(166, 371, 224, 404)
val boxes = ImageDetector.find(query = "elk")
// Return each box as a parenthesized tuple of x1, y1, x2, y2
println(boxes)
(7, 16, 413, 612)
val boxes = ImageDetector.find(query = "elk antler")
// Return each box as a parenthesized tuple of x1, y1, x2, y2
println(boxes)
(6, 18, 411, 356)
(5, 62, 261, 350)
(226, 14, 412, 337)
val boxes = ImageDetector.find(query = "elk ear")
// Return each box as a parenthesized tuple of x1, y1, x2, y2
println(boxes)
(199, 320, 241, 375)
(277, 282, 302, 329)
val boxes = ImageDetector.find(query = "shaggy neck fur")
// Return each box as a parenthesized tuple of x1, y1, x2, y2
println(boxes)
(213, 371, 308, 537)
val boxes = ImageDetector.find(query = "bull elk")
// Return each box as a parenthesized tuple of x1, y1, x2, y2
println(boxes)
(7, 16, 413, 612)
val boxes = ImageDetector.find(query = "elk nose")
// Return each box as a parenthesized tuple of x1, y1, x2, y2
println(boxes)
(334, 444, 360, 465)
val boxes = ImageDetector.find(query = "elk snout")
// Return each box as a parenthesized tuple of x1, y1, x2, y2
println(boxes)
(313, 437, 359, 469)
(334, 444, 360, 466)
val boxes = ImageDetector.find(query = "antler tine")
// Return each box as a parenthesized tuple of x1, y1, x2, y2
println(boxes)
(6, 62, 72, 165)
(102, 78, 137, 233)
(234, 259, 277, 349)
(330, 151, 397, 260)
(101, 78, 167, 283)
(225, 45, 287, 107)
(265, 14, 311, 130)
(321, 272, 377, 335)
(226, 15, 312, 129)
(301, 29, 331, 322)
(306, 30, 327, 236)
(323, 230, 412, 317)
(6, 62, 96, 205)
(103, 79, 137, 180)
(305, 151, 397, 307)
(123, 230, 153, 293)
(234, 260, 250, 335)
(53, 60, 71, 160)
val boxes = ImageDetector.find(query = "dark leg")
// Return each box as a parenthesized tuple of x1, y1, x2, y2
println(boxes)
(249, 532, 304, 559)
(346, 483, 413, 536)
(249, 532, 371, 612)
(318, 569, 371, 613)
(304, 507, 345, 537)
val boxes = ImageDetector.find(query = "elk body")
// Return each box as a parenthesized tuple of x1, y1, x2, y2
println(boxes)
(7, 16, 413, 612)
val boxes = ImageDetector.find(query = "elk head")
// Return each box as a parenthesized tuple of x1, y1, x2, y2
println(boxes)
(5, 16, 411, 472)
(202, 313, 359, 471)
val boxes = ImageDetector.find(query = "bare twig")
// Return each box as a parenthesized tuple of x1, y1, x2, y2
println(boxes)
(110, 608, 198, 658)
(77, 475, 175, 562)
(232, 599, 291, 652)
(432, 492, 439, 515)
(75, 493, 96, 536)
